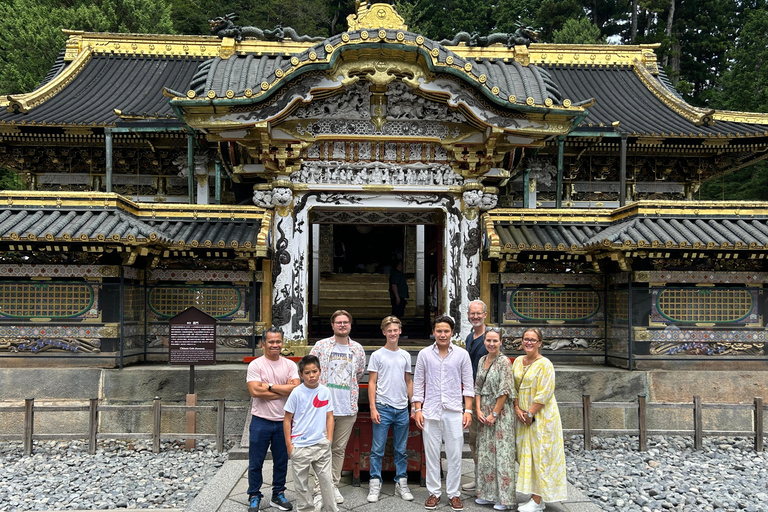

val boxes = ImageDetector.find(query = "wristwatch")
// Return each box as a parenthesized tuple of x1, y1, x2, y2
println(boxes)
(526, 411, 534, 420)
(491, 411, 499, 418)
(268, 383, 274, 392)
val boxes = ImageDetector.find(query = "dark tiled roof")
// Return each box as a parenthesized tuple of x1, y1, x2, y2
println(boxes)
(583, 217, 768, 249)
(0, 208, 165, 243)
(0, 207, 263, 249)
(493, 222, 606, 251)
(188, 30, 570, 108)
(0, 55, 203, 126)
(488, 215, 768, 253)
(37, 49, 69, 89)
(547, 65, 767, 137)
(149, 218, 263, 248)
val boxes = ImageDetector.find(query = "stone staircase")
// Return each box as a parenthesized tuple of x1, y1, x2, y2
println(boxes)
(318, 273, 417, 322)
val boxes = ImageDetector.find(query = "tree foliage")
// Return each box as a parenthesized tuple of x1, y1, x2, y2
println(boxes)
(552, 16, 604, 44)
(0, 0, 174, 94)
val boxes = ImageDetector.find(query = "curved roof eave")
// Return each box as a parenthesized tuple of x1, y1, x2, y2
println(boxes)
(169, 31, 589, 118)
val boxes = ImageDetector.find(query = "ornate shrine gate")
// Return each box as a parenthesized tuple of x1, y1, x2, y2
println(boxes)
(171, 5, 584, 347)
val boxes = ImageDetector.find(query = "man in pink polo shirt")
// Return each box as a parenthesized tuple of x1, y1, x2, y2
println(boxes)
(246, 327, 300, 512)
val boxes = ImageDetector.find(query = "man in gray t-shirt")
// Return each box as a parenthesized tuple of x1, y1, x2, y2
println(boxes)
(366, 316, 414, 503)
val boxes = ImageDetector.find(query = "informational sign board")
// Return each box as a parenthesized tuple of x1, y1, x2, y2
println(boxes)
(169, 307, 216, 366)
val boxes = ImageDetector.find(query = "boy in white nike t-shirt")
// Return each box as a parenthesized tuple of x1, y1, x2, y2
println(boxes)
(284, 355, 336, 512)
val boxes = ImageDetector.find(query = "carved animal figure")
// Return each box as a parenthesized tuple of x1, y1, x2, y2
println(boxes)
(209, 13, 264, 41)
(209, 14, 325, 43)
(438, 22, 539, 48)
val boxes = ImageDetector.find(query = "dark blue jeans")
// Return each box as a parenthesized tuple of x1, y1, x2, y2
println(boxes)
(369, 403, 410, 481)
(248, 415, 288, 499)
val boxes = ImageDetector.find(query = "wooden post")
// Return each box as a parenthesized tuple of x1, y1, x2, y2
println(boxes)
(638, 395, 647, 452)
(186, 393, 197, 451)
(88, 398, 99, 455)
(582, 395, 591, 451)
(216, 399, 226, 453)
(352, 426, 361, 486)
(23, 398, 34, 456)
(755, 397, 764, 453)
(153, 397, 161, 453)
(693, 396, 703, 450)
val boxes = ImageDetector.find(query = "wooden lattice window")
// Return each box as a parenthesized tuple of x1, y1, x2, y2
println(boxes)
(508, 288, 600, 321)
(655, 288, 755, 324)
(148, 285, 243, 319)
(0, 281, 96, 319)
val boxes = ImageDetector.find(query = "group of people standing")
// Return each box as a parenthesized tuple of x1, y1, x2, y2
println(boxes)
(245, 304, 566, 512)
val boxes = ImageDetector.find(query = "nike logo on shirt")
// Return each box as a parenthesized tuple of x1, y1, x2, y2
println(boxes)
(313, 394, 329, 408)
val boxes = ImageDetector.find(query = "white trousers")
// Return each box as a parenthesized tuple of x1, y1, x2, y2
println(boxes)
(423, 410, 464, 499)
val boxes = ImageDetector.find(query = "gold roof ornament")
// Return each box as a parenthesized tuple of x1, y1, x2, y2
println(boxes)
(347, 1, 408, 32)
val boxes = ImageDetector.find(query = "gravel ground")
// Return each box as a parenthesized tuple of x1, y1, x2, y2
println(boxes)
(3, 435, 768, 511)
(0, 439, 229, 511)
(565, 435, 768, 512)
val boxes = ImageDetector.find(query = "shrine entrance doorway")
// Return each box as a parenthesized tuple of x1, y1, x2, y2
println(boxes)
(309, 209, 444, 341)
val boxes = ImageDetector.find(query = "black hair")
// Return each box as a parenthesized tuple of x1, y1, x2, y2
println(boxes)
(298, 354, 321, 373)
(262, 326, 284, 344)
(432, 315, 455, 331)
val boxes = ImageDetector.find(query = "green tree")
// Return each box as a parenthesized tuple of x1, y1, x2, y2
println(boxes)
(0, 0, 174, 95)
(0, 167, 26, 191)
(552, 16, 604, 43)
(713, 8, 768, 113)
(534, 0, 585, 42)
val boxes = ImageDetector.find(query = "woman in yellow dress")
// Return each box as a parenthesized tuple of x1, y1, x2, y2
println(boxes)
(512, 327, 567, 512)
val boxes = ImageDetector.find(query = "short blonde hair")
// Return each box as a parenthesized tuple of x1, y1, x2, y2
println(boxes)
(381, 315, 402, 330)
(330, 310, 353, 325)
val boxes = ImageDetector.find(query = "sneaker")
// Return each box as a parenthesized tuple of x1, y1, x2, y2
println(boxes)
(425, 495, 440, 510)
(516, 498, 534, 512)
(395, 477, 414, 501)
(493, 505, 508, 511)
(449, 496, 464, 511)
(475, 499, 494, 505)
(333, 486, 344, 504)
(270, 493, 293, 511)
(518, 499, 545, 512)
(461, 481, 476, 492)
(367, 479, 382, 503)
(249, 496, 261, 512)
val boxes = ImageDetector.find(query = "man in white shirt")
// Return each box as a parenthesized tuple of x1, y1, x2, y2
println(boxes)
(309, 310, 366, 505)
(413, 315, 474, 512)
(367, 315, 414, 503)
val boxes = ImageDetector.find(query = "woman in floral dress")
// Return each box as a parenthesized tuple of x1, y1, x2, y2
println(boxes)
(513, 327, 567, 512)
(473, 327, 516, 510)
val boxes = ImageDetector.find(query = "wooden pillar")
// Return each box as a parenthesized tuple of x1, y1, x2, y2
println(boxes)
(556, 138, 564, 208)
(187, 134, 195, 204)
(619, 134, 628, 206)
(105, 129, 113, 193)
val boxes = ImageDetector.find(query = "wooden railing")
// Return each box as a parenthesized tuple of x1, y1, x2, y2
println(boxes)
(560, 395, 765, 452)
(0, 398, 249, 456)
(2, 396, 765, 456)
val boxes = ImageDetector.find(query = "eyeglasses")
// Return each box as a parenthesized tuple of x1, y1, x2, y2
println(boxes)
(485, 327, 501, 333)
(522, 337, 540, 343)
(334, 321, 350, 326)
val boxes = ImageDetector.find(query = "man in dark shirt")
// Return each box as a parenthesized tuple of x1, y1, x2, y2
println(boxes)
(462, 299, 488, 492)
(389, 261, 409, 318)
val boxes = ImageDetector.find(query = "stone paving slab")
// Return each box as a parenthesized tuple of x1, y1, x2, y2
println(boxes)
(187, 459, 604, 512)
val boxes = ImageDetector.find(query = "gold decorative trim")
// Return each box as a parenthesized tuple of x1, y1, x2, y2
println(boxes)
(633, 60, 714, 126)
(5, 44, 93, 113)
(347, 2, 408, 31)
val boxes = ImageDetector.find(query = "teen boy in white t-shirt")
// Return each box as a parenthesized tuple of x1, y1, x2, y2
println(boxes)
(284, 355, 337, 512)
(367, 315, 414, 503)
